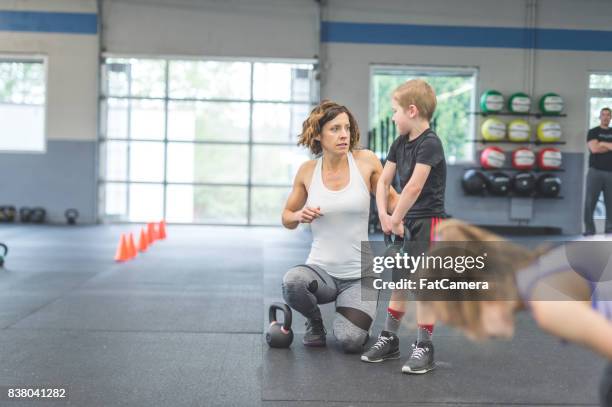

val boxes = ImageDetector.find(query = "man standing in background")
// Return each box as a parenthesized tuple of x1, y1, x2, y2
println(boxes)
(584, 107, 612, 235)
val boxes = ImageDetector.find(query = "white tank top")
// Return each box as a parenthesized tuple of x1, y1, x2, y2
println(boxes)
(305, 152, 371, 279)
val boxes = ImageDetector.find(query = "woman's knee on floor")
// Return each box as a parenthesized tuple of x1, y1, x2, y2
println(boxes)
(332, 310, 371, 354)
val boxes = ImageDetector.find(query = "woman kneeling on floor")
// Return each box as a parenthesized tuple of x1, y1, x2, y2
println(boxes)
(280, 100, 397, 353)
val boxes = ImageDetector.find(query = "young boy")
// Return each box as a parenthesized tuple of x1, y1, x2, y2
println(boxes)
(361, 79, 446, 374)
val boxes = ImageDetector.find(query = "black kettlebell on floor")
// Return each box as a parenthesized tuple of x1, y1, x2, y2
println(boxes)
(266, 302, 293, 348)
(30, 207, 46, 224)
(20, 207, 32, 223)
(0, 243, 8, 268)
(65, 208, 79, 225)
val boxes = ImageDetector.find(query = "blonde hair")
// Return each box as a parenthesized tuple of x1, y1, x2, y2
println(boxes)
(298, 100, 360, 155)
(393, 79, 437, 121)
(428, 219, 547, 337)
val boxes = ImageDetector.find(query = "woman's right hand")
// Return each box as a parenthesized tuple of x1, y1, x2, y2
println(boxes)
(296, 206, 323, 223)
(379, 213, 393, 235)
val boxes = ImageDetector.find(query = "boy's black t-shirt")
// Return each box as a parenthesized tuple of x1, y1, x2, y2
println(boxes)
(386, 128, 446, 219)
(587, 126, 612, 172)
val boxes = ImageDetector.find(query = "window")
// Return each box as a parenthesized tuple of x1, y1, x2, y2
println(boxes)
(0, 57, 46, 152)
(588, 72, 612, 219)
(370, 66, 477, 163)
(99, 57, 317, 225)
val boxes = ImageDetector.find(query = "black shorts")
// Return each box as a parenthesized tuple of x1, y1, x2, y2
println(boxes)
(391, 216, 444, 282)
(405, 216, 445, 245)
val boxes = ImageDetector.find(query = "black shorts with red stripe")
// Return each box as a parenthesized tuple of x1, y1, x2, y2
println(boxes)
(405, 216, 444, 245)
(391, 216, 445, 282)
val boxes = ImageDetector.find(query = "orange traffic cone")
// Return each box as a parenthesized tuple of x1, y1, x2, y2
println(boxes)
(127, 232, 137, 259)
(157, 220, 167, 240)
(138, 228, 149, 252)
(114, 234, 130, 262)
(147, 222, 157, 244)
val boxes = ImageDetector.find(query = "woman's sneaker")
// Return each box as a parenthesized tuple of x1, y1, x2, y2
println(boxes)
(401, 340, 435, 374)
(361, 331, 400, 362)
(303, 318, 326, 347)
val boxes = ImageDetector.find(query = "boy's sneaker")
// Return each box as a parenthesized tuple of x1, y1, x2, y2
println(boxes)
(401, 340, 435, 374)
(361, 331, 400, 363)
(303, 318, 326, 347)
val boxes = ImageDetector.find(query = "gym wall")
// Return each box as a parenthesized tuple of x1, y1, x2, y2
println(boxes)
(2, 0, 612, 233)
(0, 0, 99, 223)
(321, 0, 612, 234)
(101, 0, 319, 59)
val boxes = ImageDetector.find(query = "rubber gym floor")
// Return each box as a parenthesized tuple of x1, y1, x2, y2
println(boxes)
(0, 224, 606, 406)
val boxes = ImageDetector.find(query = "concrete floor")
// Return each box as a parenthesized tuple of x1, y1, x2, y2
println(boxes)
(0, 224, 606, 406)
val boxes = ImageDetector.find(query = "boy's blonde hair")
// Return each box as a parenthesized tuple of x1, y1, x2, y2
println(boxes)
(393, 79, 437, 121)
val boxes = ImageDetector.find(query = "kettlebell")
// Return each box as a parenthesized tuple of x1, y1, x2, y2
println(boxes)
(30, 207, 46, 224)
(266, 302, 293, 348)
(384, 231, 404, 249)
(0, 243, 8, 268)
(20, 207, 32, 223)
(383, 227, 411, 255)
(65, 208, 79, 225)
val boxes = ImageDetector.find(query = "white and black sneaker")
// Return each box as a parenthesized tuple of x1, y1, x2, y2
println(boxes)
(401, 341, 435, 374)
(360, 331, 400, 363)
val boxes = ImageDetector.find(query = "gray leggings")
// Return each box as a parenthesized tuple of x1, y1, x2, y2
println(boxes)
(584, 167, 612, 234)
(281, 264, 378, 353)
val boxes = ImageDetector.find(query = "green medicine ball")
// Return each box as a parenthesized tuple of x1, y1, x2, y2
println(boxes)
(481, 117, 507, 141)
(480, 90, 504, 113)
(508, 119, 531, 142)
(536, 121, 562, 142)
(508, 92, 531, 113)
(539, 93, 564, 114)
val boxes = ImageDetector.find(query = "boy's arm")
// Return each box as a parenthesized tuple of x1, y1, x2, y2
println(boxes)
(531, 300, 612, 360)
(376, 161, 397, 216)
(390, 163, 431, 226)
(367, 152, 399, 213)
(388, 184, 399, 213)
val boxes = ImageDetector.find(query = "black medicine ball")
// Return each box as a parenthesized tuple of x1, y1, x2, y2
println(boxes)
(462, 169, 488, 195)
(487, 172, 511, 196)
(536, 173, 561, 197)
(512, 172, 536, 196)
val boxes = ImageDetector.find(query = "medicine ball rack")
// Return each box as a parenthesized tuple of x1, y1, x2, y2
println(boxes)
(462, 194, 564, 199)
(469, 111, 567, 118)
(471, 139, 566, 145)
(461, 193, 564, 199)
(461, 169, 565, 200)
(469, 167, 564, 172)
(463, 163, 565, 198)
(471, 105, 567, 144)
(467, 102, 566, 200)
(464, 163, 565, 199)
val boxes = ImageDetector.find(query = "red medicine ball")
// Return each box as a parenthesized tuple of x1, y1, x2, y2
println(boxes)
(481, 147, 506, 169)
(512, 147, 535, 170)
(537, 148, 562, 170)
